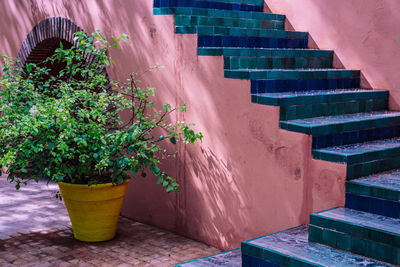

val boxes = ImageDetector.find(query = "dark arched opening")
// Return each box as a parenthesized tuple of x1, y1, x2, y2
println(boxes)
(17, 17, 85, 68)
(17, 17, 110, 91)
(25, 38, 73, 76)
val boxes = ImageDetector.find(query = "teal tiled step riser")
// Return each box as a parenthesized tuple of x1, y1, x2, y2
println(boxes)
(282, 117, 400, 137)
(226, 69, 360, 80)
(174, 15, 284, 30)
(347, 156, 400, 180)
(224, 55, 333, 70)
(198, 47, 333, 57)
(153, 0, 264, 12)
(242, 255, 281, 267)
(251, 77, 360, 93)
(313, 141, 400, 163)
(252, 90, 388, 107)
(310, 125, 400, 149)
(194, 26, 305, 37)
(278, 98, 387, 121)
(309, 225, 399, 265)
(241, 243, 295, 266)
(345, 193, 400, 219)
(193, 0, 264, 5)
(154, 7, 285, 21)
(198, 35, 308, 50)
(309, 213, 400, 248)
(223, 48, 332, 57)
(346, 182, 400, 202)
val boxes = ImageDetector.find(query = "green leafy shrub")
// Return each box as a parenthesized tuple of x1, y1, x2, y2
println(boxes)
(0, 30, 202, 192)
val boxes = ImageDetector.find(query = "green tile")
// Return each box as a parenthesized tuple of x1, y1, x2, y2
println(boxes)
(336, 231, 351, 251)
(322, 228, 337, 248)
(308, 225, 323, 244)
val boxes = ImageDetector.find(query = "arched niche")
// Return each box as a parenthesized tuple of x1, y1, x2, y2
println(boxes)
(17, 17, 84, 68)
(16, 17, 110, 90)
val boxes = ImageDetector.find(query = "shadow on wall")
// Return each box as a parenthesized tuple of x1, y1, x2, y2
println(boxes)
(182, 147, 250, 248)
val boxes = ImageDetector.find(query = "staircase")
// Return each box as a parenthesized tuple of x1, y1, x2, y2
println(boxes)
(153, 1, 400, 266)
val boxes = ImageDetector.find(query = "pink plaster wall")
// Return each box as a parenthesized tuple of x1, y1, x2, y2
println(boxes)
(4, 0, 392, 250)
(264, 0, 400, 109)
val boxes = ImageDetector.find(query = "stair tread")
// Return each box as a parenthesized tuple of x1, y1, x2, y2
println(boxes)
(226, 68, 360, 80)
(314, 207, 400, 236)
(175, 13, 281, 22)
(284, 111, 400, 127)
(153, 0, 264, 12)
(155, 7, 280, 19)
(172, 8, 284, 20)
(252, 89, 388, 107)
(254, 89, 385, 98)
(197, 27, 308, 38)
(314, 137, 400, 156)
(242, 225, 393, 266)
(199, 0, 264, 5)
(349, 169, 400, 192)
(222, 47, 330, 53)
(196, 0, 264, 5)
(230, 68, 357, 72)
(200, 47, 327, 56)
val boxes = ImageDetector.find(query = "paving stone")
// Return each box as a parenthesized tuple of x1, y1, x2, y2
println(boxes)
(0, 175, 220, 266)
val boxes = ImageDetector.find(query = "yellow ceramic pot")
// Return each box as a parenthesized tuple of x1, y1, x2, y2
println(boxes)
(57, 180, 130, 242)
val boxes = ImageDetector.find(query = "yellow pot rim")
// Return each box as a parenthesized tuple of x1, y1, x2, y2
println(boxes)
(57, 179, 131, 188)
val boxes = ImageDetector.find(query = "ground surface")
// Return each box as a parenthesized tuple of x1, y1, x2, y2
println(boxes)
(0, 175, 220, 267)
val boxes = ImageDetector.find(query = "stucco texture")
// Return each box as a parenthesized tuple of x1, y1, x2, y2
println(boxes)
(2, 0, 397, 250)
(264, 0, 400, 109)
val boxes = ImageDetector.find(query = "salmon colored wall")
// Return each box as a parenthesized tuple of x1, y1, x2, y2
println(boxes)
(265, 0, 400, 109)
(1, 0, 380, 250)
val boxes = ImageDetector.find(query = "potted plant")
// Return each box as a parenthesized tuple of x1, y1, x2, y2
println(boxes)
(0, 31, 203, 242)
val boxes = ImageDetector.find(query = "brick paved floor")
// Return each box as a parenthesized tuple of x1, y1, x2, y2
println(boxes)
(0, 174, 220, 267)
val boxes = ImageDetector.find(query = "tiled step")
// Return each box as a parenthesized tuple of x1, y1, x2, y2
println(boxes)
(225, 69, 359, 80)
(252, 89, 387, 108)
(313, 137, 400, 164)
(347, 170, 400, 202)
(309, 207, 400, 265)
(175, 248, 241, 266)
(153, 0, 264, 12)
(197, 28, 308, 39)
(252, 89, 388, 120)
(281, 110, 400, 136)
(199, 47, 332, 57)
(287, 112, 400, 149)
(241, 225, 393, 267)
(346, 170, 400, 218)
(222, 47, 332, 57)
(313, 137, 400, 180)
(198, 31, 308, 50)
(251, 78, 360, 93)
(174, 15, 284, 31)
(224, 53, 333, 70)
(154, 7, 285, 21)
(200, 0, 264, 5)
(228, 69, 361, 93)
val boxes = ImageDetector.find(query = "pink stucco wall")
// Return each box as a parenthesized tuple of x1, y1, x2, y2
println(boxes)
(0, 0, 397, 250)
(264, 0, 400, 109)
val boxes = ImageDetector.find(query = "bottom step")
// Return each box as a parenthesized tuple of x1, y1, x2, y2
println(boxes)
(175, 248, 241, 267)
(242, 226, 393, 266)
